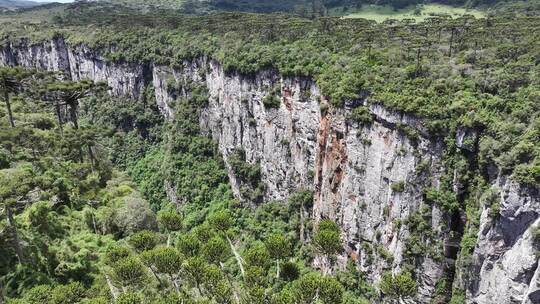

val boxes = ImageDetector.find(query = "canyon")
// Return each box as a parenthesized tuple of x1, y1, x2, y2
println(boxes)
(1, 37, 538, 304)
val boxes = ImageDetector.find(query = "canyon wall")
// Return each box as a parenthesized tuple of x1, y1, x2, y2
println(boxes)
(1, 37, 538, 304)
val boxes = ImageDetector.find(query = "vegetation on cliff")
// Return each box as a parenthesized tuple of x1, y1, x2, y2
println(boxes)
(0, 67, 373, 303)
(0, 0, 539, 303)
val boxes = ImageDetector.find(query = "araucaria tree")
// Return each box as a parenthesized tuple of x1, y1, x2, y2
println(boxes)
(0, 67, 35, 128)
(313, 219, 342, 275)
(41, 80, 106, 130)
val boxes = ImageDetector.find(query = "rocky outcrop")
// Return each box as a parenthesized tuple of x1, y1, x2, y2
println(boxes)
(1, 37, 539, 304)
(467, 179, 540, 304)
(0, 38, 146, 98)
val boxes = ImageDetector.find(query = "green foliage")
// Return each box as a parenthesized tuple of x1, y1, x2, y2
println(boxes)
(264, 234, 291, 260)
(182, 256, 207, 292)
(319, 276, 345, 304)
(115, 292, 143, 304)
(112, 256, 148, 289)
(286, 272, 345, 304)
(208, 210, 234, 233)
(114, 196, 158, 237)
(489, 201, 501, 219)
(50, 282, 86, 304)
(0, 67, 372, 304)
(22, 285, 52, 304)
(349, 105, 373, 125)
(424, 188, 459, 212)
(140, 247, 183, 275)
(176, 232, 201, 258)
(335, 261, 376, 301)
(379, 271, 417, 299)
(201, 236, 231, 264)
(105, 246, 132, 265)
(279, 261, 299, 281)
(262, 85, 281, 109)
(157, 210, 183, 232)
(227, 148, 264, 203)
(128, 230, 159, 252)
(314, 219, 342, 256)
(449, 288, 466, 304)
(244, 243, 271, 270)
(391, 181, 405, 192)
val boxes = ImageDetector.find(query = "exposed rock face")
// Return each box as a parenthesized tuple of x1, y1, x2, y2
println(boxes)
(1, 37, 539, 304)
(0, 38, 146, 98)
(468, 179, 540, 304)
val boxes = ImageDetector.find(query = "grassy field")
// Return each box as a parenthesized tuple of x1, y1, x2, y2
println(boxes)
(330, 4, 485, 22)
(0, 4, 65, 24)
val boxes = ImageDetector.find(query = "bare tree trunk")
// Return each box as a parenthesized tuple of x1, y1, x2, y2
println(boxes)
(415, 47, 422, 77)
(196, 282, 203, 297)
(55, 101, 63, 134)
(0, 281, 4, 304)
(173, 280, 180, 295)
(4, 91, 14, 128)
(6, 205, 24, 264)
(300, 205, 305, 245)
(69, 103, 79, 130)
(220, 262, 240, 304)
(275, 259, 280, 279)
(105, 274, 119, 300)
(87, 145, 96, 170)
(148, 267, 164, 287)
(226, 235, 245, 278)
(449, 28, 455, 57)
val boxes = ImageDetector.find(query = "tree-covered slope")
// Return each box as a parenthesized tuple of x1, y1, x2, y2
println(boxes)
(88, 0, 540, 15)
(16, 3, 535, 186)
(0, 0, 43, 10)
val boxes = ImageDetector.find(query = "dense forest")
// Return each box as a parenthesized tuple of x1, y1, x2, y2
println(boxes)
(0, 0, 539, 303)
(72, 0, 540, 15)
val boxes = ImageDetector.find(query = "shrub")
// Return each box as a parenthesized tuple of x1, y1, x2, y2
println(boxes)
(280, 261, 300, 281)
(314, 220, 342, 256)
(23, 285, 52, 304)
(263, 86, 281, 109)
(157, 210, 183, 232)
(128, 230, 159, 252)
(115, 196, 158, 236)
(105, 245, 131, 265)
(424, 188, 459, 212)
(112, 257, 147, 289)
(391, 181, 405, 193)
(115, 292, 143, 304)
(244, 243, 271, 270)
(489, 201, 501, 219)
(349, 106, 373, 125)
(379, 271, 417, 299)
(263, 93, 281, 109)
(176, 232, 201, 257)
(50, 282, 86, 304)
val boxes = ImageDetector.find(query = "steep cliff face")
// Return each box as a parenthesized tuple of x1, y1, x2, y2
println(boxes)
(0, 38, 146, 98)
(1, 37, 539, 304)
(467, 179, 540, 304)
(151, 61, 454, 300)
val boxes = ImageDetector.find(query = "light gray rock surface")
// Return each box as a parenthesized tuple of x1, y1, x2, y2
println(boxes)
(468, 179, 540, 304)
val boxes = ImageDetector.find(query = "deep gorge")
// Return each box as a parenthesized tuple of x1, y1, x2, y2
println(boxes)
(1, 36, 539, 304)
